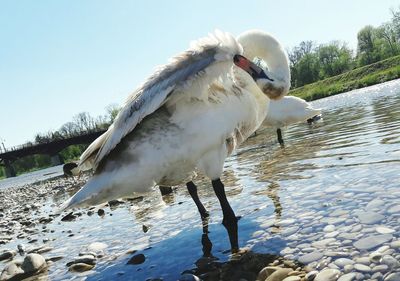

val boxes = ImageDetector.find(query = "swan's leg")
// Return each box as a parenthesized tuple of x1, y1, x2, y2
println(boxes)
(277, 128, 284, 146)
(211, 178, 239, 253)
(186, 181, 209, 220)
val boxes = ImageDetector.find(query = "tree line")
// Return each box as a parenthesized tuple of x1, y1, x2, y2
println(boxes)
(0, 104, 120, 178)
(289, 6, 400, 88)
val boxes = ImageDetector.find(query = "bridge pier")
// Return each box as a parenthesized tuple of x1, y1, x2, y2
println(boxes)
(4, 159, 16, 178)
(50, 154, 64, 166)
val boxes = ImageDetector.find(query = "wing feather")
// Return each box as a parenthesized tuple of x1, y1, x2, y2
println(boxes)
(79, 30, 242, 171)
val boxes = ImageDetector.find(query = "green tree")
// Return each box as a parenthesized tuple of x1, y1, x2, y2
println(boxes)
(317, 41, 353, 78)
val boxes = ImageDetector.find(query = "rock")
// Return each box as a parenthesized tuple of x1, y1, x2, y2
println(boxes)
(353, 263, 371, 272)
(68, 263, 95, 272)
(384, 272, 400, 281)
(258, 266, 279, 280)
(0, 262, 24, 280)
(368, 252, 382, 263)
(97, 209, 105, 216)
(299, 251, 324, 264)
(143, 225, 149, 233)
(314, 268, 340, 281)
(108, 199, 124, 207)
(387, 205, 400, 214)
(337, 273, 356, 281)
(66, 255, 96, 266)
(127, 254, 145, 265)
(312, 238, 336, 248)
(381, 255, 400, 268)
(21, 253, 47, 274)
(265, 268, 293, 281)
(17, 244, 25, 254)
(323, 225, 335, 232)
(356, 211, 385, 224)
(390, 240, 400, 249)
(353, 234, 393, 250)
(375, 226, 395, 234)
(61, 212, 76, 222)
(334, 258, 354, 268)
(305, 271, 318, 281)
(0, 250, 16, 261)
(282, 276, 301, 281)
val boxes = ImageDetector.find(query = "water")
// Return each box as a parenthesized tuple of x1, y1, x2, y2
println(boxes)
(1, 79, 400, 280)
(0, 165, 64, 189)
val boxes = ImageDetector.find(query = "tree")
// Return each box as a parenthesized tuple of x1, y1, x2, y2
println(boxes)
(376, 22, 399, 57)
(357, 25, 380, 65)
(317, 41, 353, 78)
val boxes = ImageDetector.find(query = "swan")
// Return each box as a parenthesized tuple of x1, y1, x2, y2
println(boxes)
(264, 96, 321, 145)
(60, 30, 290, 252)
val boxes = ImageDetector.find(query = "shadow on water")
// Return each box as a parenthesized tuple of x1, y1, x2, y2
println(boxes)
(87, 217, 292, 281)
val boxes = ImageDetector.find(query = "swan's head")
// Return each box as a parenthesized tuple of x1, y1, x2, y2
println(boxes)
(235, 30, 291, 100)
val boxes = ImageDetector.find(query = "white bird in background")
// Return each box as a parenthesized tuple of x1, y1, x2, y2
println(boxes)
(61, 30, 290, 252)
(264, 96, 321, 146)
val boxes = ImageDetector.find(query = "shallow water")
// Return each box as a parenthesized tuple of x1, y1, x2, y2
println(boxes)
(1, 79, 400, 280)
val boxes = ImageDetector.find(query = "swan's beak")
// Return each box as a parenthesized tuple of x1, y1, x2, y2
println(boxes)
(233, 55, 274, 82)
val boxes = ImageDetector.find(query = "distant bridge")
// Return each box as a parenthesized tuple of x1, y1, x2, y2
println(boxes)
(0, 130, 106, 178)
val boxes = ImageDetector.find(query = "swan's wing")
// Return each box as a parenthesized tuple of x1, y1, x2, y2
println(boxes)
(79, 30, 242, 171)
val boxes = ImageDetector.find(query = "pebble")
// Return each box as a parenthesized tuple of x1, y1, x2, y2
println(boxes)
(381, 255, 400, 268)
(375, 226, 395, 234)
(314, 268, 340, 281)
(337, 273, 356, 281)
(265, 268, 293, 281)
(353, 234, 393, 250)
(298, 251, 323, 264)
(334, 258, 355, 268)
(67, 255, 96, 266)
(282, 276, 301, 281)
(127, 254, 145, 265)
(305, 271, 318, 281)
(390, 240, 400, 249)
(68, 263, 95, 272)
(0, 262, 24, 280)
(369, 252, 382, 263)
(21, 253, 47, 274)
(356, 211, 385, 224)
(353, 263, 371, 272)
(384, 272, 400, 281)
(0, 250, 16, 261)
(324, 225, 336, 232)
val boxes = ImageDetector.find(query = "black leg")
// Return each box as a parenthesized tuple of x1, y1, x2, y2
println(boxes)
(211, 179, 239, 253)
(277, 128, 284, 146)
(186, 181, 209, 220)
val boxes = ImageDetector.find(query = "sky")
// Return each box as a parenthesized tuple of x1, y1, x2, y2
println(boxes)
(0, 0, 399, 148)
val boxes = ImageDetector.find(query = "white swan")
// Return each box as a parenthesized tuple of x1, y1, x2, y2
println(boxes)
(264, 96, 321, 145)
(61, 30, 290, 252)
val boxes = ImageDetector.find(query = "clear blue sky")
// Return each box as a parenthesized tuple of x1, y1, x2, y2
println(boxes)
(1, 0, 398, 148)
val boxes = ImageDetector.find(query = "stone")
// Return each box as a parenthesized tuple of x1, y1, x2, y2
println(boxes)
(265, 268, 293, 281)
(323, 225, 335, 232)
(66, 255, 96, 266)
(390, 240, 400, 249)
(337, 273, 356, 281)
(375, 226, 395, 234)
(312, 238, 336, 248)
(0, 250, 16, 261)
(384, 272, 400, 281)
(381, 255, 400, 268)
(305, 271, 318, 281)
(314, 268, 340, 281)
(298, 251, 324, 264)
(334, 258, 354, 268)
(282, 276, 301, 281)
(353, 234, 393, 250)
(68, 263, 95, 272)
(0, 262, 24, 280)
(353, 263, 371, 272)
(356, 211, 385, 224)
(127, 253, 145, 265)
(61, 212, 76, 222)
(21, 253, 47, 274)
(369, 252, 382, 263)
(387, 205, 400, 214)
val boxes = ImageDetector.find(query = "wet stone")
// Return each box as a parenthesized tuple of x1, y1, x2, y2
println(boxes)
(0, 250, 16, 261)
(384, 272, 400, 281)
(68, 263, 95, 272)
(21, 253, 47, 274)
(353, 263, 371, 272)
(61, 212, 77, 222)
(298, 251, 323, 264)
(353, 234, 393, 250)
(265, 268, 293, 281)
(127, 253, 145, 265)
(314, 268, 340, 281)
(337, 272, 356, 281)
(356, 211, 385, 224)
